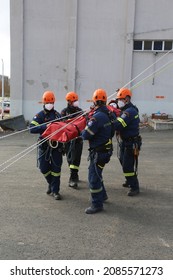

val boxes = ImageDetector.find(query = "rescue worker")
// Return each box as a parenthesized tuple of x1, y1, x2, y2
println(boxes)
(114, 88, 142, 196)
(29, 91, 63, 200)
(61, 92, 83, 188)
(81, 89, 116, 214)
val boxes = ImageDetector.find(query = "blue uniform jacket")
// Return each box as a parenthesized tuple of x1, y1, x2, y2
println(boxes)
(81, 105, 114, 149)
(61, 105, 83, 120)
(114, 102, 140, 139)
(29, 109, 61, 137)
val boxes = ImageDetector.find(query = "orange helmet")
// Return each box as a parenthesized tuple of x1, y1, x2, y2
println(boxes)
(65, 92, 78, 102)
(92, 89, 107, 102)
(42, 91, 55, 103)
(116, 88, 132, 99)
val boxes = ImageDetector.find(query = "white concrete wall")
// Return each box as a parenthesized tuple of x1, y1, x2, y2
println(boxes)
(132, 0, 173, 117)
(10, 0, 135, 121)
(11, 0, 79, 120)
(76, 0, 135, 110)
(10, 0, 173, 121)
(134, 0, 173, 40)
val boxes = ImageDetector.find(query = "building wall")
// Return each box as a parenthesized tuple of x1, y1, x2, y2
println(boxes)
(11, 0, 78, 119)
(75, 0, 135, 106)
(10, 0, 173, 121)
(132, 0, 173, 116)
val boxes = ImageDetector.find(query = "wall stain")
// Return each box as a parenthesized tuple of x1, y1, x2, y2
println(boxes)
(26, 80, 35, 85)
(42, 82, 49, 89)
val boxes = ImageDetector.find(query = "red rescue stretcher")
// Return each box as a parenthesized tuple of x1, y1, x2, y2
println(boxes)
(41, 105, 120, 143)
(41, 115, 87, 143)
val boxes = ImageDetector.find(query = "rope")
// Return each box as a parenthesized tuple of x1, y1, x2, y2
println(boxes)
(1, 50, 173, 171)
(0, 109, 85, 140)
(0, 110, 88, 173)
(1, 50, 172, 140)
(107, 49, 173, 100)
(124, 49, 172, 88)
(131, 59, 173, 90)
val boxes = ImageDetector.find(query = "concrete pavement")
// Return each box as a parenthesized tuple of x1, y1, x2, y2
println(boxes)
(0, 127, 173, 260)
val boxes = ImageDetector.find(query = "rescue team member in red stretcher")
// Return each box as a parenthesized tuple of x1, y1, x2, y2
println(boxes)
(61, 92, 83, 189)
(29, 91, 63, 200)
(81, 89, 117, 214)
(113, 88, 142, 196)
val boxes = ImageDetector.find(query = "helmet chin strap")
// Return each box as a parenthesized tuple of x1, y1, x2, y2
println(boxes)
(124, 96, 131, 104)
(94, 100, 106, 107)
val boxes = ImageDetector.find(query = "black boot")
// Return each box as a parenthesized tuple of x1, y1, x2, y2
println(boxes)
(85, 205, 103, 214)
(127, 188, 140, 196)
(122, 181, 130, 188)
(46, 185, 52, 195)
(53, 192, 62, 200)
(69, 169, 79, 189)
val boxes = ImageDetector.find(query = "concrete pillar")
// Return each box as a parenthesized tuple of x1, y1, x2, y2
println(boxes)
(10, 0, 24, 116)
(67, 0, 78, 91)
(122, 0, 136, 87)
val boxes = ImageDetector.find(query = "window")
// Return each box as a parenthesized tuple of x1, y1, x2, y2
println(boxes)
(164, 41, 172, 50)
(144, 41, 152, 50)
(134, 40, 143, 50)
(133, 40, 173, 52)
(154, 41, 163, 50)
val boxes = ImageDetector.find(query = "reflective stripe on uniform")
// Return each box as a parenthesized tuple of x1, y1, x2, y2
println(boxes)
(43, 171, 51, 178)
(104, 121, 111, 128)
(105, 139, 112, 149)
(31, 120, 40, 126)
(85, 126, 95, 135)
(134, 114, 139, 119)
(51, 171, 61, 177)
(124, 172, 135, 177)
(90, 187, 103, 193)
(97, 164, 104, 169)
(70, 164, 79, 170)
(117, 117, 127, 127)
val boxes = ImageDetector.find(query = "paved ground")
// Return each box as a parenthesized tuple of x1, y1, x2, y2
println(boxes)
(0, 127, 173, 260)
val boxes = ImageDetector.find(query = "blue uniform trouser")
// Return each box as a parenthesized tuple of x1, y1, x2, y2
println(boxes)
(65, 138, 83, 173)
(88, 150, 112, 208)
(119, 141, 139, 190)
(38, 143, 63, 193)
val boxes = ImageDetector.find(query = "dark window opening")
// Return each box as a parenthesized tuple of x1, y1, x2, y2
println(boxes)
(144, 40, 152, 50)
(154, 41, 163, 50)
(134, 41, 142, 50)
(164, 41, 172, 50)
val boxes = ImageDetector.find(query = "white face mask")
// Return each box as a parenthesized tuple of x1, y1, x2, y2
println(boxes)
(72, 100, 79, 107)
(44, 103, 54, 111)
(118, 100, 125, 108)
(109, 102, 117, 108)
